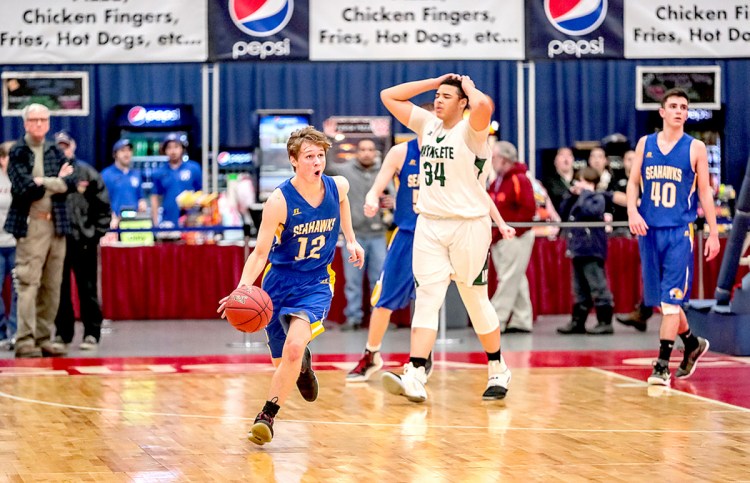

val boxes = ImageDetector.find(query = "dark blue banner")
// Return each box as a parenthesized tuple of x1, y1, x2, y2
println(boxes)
(526, 0, 624, 60)
(208, 0, 309, 62)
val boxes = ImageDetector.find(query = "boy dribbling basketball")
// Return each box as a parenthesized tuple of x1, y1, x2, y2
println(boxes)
(218, 126, 364, 445)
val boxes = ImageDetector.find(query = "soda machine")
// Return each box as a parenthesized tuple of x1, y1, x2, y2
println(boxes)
(106, 104, 200, 196)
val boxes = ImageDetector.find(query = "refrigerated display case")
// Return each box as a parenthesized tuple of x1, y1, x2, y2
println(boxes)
(107, 104, 200, 197)
(215, 148, 256, 192)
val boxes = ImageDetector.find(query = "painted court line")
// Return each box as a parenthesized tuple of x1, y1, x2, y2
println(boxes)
(588, 367, 750, 414)
(2, 385, 749, 435)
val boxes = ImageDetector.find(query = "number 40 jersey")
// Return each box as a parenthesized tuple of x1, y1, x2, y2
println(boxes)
(639, 132, 698, 228)
(268, 175, 341, 273)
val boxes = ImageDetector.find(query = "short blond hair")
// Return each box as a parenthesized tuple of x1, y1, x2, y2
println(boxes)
(287, 126, 331, 159)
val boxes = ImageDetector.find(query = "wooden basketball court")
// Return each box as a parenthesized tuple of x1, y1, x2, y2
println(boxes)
(1, 351, 749, 480)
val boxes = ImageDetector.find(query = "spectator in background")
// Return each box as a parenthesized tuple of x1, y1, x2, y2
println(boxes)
(488, 141, 536, 333)
(588, 147, 612, 192)
(0, 141, 18, 351)
(53, 132, 111, 352)
(102, 139, 146, 227)
(557, 167, 615, 335)
(543, 146, 575, 213)
(5, 104, 75, 358)
(326, 139, 389, 331)
(150, 132, 201, 227)
(608, 149, 635, 229)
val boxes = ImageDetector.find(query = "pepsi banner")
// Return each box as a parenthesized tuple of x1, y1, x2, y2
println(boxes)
(526, 0, 624, 60)
(625, 0, 750, 58)
(0, 0, 207, 64)
(208, 0, 309, 61)
(309, 0, 525, 61)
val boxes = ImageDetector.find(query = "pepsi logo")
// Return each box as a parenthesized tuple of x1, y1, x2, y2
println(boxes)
(127, 106, 147, 126)
(127, 106, 181, 126)
(230, 0, 293, 37)
(217, 152, 230, 166)
(545, 0, 608, 36)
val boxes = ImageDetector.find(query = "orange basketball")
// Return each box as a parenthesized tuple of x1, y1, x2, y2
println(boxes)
(225, 286, 273, 333)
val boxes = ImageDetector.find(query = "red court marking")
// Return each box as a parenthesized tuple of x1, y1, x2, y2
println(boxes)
(1, 351, 748, 409)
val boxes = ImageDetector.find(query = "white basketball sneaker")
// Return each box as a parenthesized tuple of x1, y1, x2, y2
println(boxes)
(382, 362, 428, 403)
(482, 357, 511, 400)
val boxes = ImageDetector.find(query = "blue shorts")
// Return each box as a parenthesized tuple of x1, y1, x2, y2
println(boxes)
(371, 228, 415, 311)
(261, 266, 334, 359)
(638, 225, 694, 307)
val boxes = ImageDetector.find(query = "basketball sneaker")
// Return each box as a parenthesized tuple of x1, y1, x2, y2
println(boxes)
(382, 362, 427, 403)
(647, 360, 671, 386)
(482, 357, 511, 400)
(675, 337, 710, 379)
(347, 349, 384, 382)
(296, 346, 318, 402)
(248, 411, 274, 445)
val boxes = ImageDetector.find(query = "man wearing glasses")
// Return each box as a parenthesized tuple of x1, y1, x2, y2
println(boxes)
(4, 104, 75, 358)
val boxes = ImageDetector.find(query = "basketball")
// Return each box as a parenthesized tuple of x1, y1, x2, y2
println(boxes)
(225, 286, 273, 333)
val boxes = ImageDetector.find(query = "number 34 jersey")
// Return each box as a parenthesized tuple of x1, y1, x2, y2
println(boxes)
(408, 107, 492, 220)
(269, 175, 341, 273)
(639, 133, 698, 228)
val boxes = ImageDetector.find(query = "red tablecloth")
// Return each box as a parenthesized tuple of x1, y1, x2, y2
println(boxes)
(99, 237, 742, 322)
(99, 243, 411, 323)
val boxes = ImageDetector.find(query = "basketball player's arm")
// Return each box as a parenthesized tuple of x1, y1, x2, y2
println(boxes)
(364, 142, 406, 217)
(460, 76, 493, 132)
(694, 140, 720, 261)
(627, 136, 648, 236)
(217, 189, 286, 316)
(381, 74, 454, 127)
(485, 191, 516, 239)
(334, 176, 365, 269)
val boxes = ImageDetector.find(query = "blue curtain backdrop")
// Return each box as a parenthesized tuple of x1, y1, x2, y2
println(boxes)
(1, 63, 204, 169)
(218, 60, 518, 148)
(534, 58, 750, 185)
(1, 59, 748, 185)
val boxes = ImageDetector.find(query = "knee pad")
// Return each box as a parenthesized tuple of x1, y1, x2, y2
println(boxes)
(660, 302, 681, 315)
(456, 283, 499, 335)
(411, 281, 450, 331)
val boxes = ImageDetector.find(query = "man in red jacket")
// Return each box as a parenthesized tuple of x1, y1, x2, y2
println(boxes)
(488, 141, 537, 333)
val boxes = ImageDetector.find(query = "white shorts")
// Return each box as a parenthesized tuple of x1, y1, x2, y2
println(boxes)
(412, 215, 491, 287)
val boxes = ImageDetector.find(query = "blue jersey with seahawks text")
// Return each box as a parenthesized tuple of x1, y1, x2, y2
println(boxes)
(268, 175, 341, 273)
(639, 133, 697, 227)
(393, 139, 420, 232)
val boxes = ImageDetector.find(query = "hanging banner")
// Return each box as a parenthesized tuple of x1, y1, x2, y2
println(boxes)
(625, 0, 750, 58)
(0, 0, 207, 64)
(526, 0, 624, 60)
(208, 0, 309, 61)
(309, 0, 525, 61)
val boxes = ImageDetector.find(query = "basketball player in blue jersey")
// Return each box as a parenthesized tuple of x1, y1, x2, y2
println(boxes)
(218, 127, 365, 445)
(627, 88, 720, 386)
(347, 137, 425, 382)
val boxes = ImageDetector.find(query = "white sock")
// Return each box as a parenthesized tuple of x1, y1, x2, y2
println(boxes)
(366, 343, 381, 353)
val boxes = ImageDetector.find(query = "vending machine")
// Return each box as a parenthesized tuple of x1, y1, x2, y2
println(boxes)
(216, 148, 256, 192)
(107, 104, 200, 196)
(255, 109, 313, 201)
